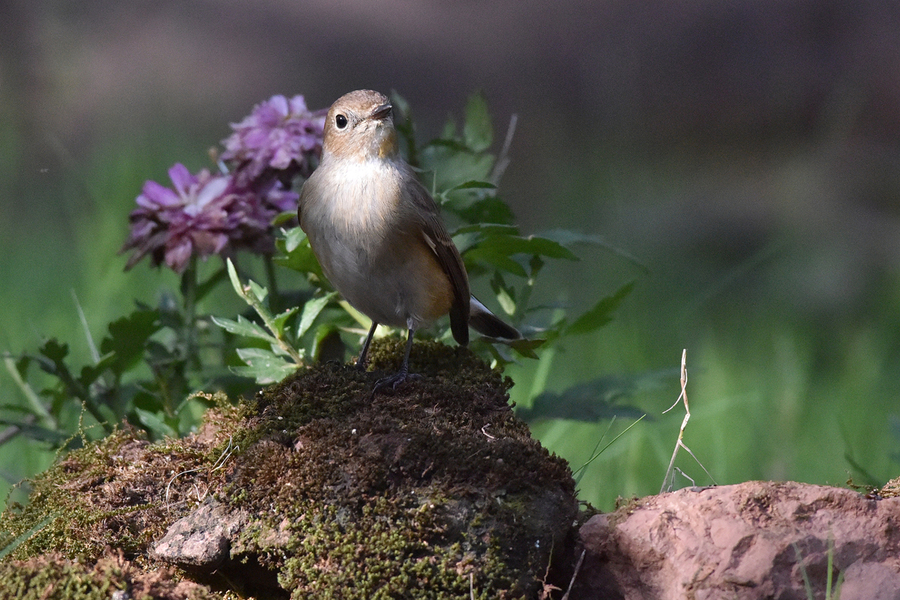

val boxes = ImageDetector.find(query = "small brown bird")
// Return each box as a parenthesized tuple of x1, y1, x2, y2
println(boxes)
(298, 89, 519, 388)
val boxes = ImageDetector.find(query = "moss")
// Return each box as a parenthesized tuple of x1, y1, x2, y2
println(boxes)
(0, 339, 581, 599)
(0, 550, 218, 600)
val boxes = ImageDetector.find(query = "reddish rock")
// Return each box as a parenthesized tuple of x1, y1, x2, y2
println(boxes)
(577, 481, 900, 600)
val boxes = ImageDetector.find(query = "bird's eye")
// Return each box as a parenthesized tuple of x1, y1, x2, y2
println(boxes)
(335, 114, 348, 129)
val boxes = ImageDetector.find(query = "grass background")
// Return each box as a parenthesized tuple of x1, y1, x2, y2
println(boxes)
(3, 1, 900, 512)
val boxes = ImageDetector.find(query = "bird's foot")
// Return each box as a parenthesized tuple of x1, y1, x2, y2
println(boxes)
(370, 370, 421, 397)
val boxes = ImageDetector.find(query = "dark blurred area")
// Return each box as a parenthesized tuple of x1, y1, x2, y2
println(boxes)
(4, 0, 900, 503)
(3, 0, 900, 353)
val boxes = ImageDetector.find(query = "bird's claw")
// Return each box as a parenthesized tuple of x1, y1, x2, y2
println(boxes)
(370, 371, 421, 397)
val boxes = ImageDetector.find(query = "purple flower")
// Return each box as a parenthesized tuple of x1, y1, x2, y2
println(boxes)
(121, 163, 298, 273)
(221, 94, 327, 188)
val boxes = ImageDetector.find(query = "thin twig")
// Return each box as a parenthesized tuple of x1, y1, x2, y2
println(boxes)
(561, 549, 586, 600)
(490, 114, 518, 185)
(165, 436, 237, 510)
(660, 349, 716, 493)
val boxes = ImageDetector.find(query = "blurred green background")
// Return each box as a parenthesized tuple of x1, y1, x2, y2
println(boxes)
(2, 0, 900, 511)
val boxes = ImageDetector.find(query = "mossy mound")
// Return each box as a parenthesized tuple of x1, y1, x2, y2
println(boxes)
(0, 339, 580, 599)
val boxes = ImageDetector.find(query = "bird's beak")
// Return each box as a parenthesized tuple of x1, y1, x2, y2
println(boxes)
(371, 103, 393, 121)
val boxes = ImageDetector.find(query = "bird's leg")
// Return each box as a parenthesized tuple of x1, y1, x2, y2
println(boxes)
(356, 321, 379, 370)
(372, 328, 418, 395)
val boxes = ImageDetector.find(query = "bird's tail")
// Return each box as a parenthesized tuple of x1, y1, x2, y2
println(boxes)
(468, 296, 521, 340)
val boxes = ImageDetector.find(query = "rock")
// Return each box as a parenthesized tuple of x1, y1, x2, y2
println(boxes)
(0, 340, 580, 599)
(577, 481, 900, 600)
(151, 498, 246, 570)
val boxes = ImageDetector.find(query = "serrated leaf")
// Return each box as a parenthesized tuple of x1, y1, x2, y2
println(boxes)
(38, 339, 69, 366)
(78, 352, 116, 388)
(464, 92, 492, 152)
(566, 281, 635, 336)
(211, 315, 277, 344)
(232, 348, 299, 384)
(99, 308, 161, 375)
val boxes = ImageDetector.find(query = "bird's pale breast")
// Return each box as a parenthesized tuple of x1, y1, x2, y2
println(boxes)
(300, 158, 453, 330)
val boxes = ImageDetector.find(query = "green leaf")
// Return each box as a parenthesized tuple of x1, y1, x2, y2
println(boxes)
(275, 233, 327, 282)
(282, 226, 307, 253)
(450, 195, 515, 226)
(496, 286, 516, 316)
(452, 232, 483, 255)
(225, 258, 245, 298)
(508, 337, 547, 359)
(518, 371, 675, 422)
(490, 272, 517, 316)
(464, 248, 528, 277)
(272, 210, 298, 227)
(464, 92, 493, 152)
(447, 180, 497, 192)
(134, 408, 177, 438)
(391, 91, 421, 168)
(454, 223, 520, 236)
(566, 281, 635, 336)
(390, 91, 412, 123)
(211, 315, 277, 344)
(420, 145, 494, 193)
(38, 339, 69, 368)
(481, 234, 579, 261)
(100, 308, 161, 375)
(247, 279, 268, 304)
(232, 348, 299, 384)
(297, 293, 336, 338)
(538, 228, 649, 273)
(78, 352, 116, 388)
(270, 306, 299, 336)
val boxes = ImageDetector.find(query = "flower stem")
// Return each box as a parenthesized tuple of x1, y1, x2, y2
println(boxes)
(264, 254, 281, 314)
(181, 254, 199, 372)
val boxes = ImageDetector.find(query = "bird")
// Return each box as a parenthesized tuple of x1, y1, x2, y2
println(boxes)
(298, 89, 519, 390)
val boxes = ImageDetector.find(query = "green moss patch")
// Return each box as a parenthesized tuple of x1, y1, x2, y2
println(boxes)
(1, 339, 580, 599)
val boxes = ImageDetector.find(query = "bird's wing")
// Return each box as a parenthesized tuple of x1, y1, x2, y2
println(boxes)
(404, 176, 471, 346)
